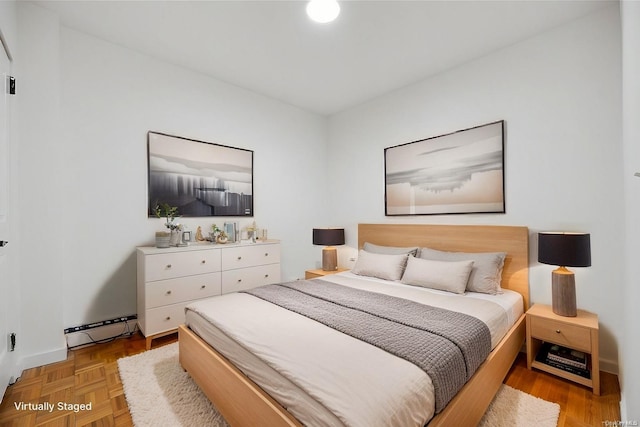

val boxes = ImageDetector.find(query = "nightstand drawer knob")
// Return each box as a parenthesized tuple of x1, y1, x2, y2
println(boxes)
(237, 279, 242, 283)
(201, 285, 206, 289)
(237, 256, 242, 260)
(556, 329, 561, 334)
(166, 290, 172, 295)
(201, 260, 206, 264)
(166, 264, 172, 269)
(265, 253, 269, 256)
(165, 316, 171, 321)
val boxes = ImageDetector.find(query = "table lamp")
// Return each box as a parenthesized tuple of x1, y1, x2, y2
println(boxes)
(538, 232, 591, 317)
(313, 228, 345, 271)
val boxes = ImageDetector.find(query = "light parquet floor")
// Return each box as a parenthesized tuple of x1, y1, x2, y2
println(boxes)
(0, 332, 621, 427)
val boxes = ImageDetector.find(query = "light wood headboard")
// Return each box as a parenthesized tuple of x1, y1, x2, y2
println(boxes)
(358, 224, 530, 309)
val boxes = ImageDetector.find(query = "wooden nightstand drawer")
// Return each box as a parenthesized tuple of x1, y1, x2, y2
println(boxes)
(530, 316, 591, 352)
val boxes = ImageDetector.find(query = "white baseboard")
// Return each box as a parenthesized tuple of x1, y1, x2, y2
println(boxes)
(619, 391, 627, 422)
(19, 346, 67, 373)
(599, 357, 619, 375)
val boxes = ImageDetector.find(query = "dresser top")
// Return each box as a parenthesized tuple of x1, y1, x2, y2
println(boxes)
(137, 239, 280, 255)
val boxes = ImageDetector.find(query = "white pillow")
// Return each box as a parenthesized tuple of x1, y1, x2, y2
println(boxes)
(401, 256, 474, 294)
(419, 247, 506, 295)
(352, 250, 408, 281)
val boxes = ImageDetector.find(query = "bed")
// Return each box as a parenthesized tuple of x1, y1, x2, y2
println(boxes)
(179, 223, 529, 426)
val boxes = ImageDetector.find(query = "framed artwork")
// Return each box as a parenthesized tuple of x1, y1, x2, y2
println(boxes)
(384, 120, 505, 216)
(147, 132, 253, 217)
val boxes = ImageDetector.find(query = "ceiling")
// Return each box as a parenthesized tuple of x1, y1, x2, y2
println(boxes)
(33, 0, 614, 116)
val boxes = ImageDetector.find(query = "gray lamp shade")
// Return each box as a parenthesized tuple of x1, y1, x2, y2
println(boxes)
(312, 228, 345, 246)
(538, 232, 591, 267)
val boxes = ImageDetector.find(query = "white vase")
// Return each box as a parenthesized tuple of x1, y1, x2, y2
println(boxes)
(170, 231, 181, 246)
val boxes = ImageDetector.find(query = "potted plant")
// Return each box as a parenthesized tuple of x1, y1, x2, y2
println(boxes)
(154, 203, 180, 248)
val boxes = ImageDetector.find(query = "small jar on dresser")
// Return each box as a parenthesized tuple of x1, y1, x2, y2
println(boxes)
(137, 240, 281, 349)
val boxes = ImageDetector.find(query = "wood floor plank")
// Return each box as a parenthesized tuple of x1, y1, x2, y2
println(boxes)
(0, 332, 622, 426)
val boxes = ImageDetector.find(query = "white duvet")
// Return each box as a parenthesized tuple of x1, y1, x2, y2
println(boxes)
(185, 272, 522, 427)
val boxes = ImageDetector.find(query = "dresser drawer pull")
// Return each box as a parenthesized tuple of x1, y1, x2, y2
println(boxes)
(237, 256, 242, 260)
(165, 316, 171, 321)
(237, 279, 242, 283)
(556, 329, 561, 334)
(166, 264, 172, 269)
(166, 290, 172, 295)
(201, 285, 206, 289)
(201, 260, 206, 264)
(264, 253, 269, 256)
(264, 274, 269, 278)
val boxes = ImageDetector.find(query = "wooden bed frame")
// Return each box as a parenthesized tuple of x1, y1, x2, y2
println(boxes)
(179, 223, 529, 426)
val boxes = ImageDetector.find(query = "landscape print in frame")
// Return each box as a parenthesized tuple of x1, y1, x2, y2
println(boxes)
(147, 132, 253, 217)
(385, 121, 505, 216)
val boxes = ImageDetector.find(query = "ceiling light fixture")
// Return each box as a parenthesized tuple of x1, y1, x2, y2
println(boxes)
(306, 0, 340, 24)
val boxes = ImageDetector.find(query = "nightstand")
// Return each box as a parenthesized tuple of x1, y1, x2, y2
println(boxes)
(305, 268, 349, 279)
(526, 303, 599, 394)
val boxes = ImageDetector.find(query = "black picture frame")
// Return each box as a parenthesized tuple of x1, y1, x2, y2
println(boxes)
(384, 120, 505, 216)
(147, 132, 253, 217)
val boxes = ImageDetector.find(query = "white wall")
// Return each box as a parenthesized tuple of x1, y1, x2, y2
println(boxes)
(620, 0, 640, 420)
(16, 3, 329, 366)
(15, 2, 67, 369)
(0, 1, 17, 59)
(328, 5, 623, 372)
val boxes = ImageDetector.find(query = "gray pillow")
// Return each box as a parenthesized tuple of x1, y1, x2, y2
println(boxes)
(419, 247, 506, 295)
(352, 250, 408, 281)
(363, 242, 419, 257)
(401, 256, 474, 294)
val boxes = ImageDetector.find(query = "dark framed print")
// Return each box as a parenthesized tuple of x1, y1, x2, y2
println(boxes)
(147, 132, 253, 217)
(384, 120, 505, 216)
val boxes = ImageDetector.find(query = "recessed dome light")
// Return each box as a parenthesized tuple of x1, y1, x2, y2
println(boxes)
(306, 0, 340, 24)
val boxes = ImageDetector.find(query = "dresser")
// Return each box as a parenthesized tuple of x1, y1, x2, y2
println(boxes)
(137, 240, 281, 349)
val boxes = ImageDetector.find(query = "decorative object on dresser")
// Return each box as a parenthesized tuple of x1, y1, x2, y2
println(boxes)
(384, 120, 505, 216)
(153, 203, 181, 248)
(147, 131, 254, 217)
(526, 303, 599, 394)
(312, 228, 345, 271)
(224, 222, 238, 243)
(137, 240, 281, 349)
(537, 232, 591, 317)
(181, 230, 192, 246)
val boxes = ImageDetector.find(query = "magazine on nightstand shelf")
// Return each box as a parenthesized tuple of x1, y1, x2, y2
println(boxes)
(536, 342, 591, 379)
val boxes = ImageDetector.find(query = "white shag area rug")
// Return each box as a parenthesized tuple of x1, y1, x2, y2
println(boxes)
(118, 343, 560, 427)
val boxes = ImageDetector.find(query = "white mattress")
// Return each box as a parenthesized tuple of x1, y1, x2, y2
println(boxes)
(185, 272, 523, 427)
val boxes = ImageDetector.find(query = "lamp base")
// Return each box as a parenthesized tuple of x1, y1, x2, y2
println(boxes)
(551, 267, 577, 317)
(322, 247, 338, 271)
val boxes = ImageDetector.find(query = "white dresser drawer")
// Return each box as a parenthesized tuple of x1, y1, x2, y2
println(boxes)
(221, 244, 280, 270)
(145, 302, 191, 336)
(221, 263, 281, 294)
(145, 249, 221, 281)
(145, 273, 221, 309)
